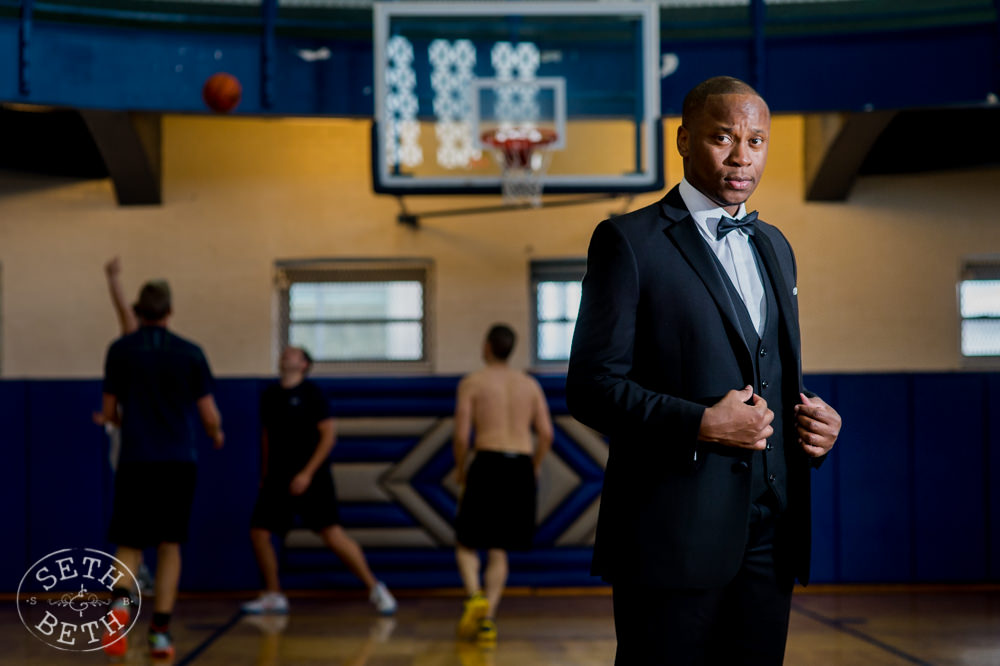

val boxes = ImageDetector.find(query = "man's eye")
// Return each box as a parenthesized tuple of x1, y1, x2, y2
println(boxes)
(716, 135, 732, 143)
(750, 137, 764, 146)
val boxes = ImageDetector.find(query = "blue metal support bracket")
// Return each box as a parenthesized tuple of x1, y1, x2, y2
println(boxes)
(994, 0, 1000, 96)
(260, 0, 277, 109)
(750, 0, 766, 96)
(18, 0, 33, 96)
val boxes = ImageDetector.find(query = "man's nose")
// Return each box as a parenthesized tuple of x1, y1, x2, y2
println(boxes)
(726, 143, 751, 166)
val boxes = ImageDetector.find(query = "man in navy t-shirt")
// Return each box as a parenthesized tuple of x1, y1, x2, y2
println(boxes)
(242, 346, 396, 616)
(101, 280, 224, 659)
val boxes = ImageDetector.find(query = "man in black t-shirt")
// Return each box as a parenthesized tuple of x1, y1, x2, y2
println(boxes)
(243, 346, 397, 616)
(101, 280, 224, 660)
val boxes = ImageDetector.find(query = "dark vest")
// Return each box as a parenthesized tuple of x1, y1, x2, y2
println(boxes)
(712, 241, 789, 515)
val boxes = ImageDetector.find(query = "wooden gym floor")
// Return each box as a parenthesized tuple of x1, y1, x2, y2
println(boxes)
(3, 586, 999, 665)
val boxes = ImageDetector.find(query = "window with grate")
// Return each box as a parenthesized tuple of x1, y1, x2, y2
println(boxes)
(960, 260, 1000, 360)
(276, 259, 431, 373)
(530, 259, 585, 366)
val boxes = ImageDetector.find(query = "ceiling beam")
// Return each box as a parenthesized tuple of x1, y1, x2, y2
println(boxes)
(79, 110, 161, 206)
(804, 110, 896, 202)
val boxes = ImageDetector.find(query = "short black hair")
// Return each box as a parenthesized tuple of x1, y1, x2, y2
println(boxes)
(299, 347, 314, 374)
(486, 324, 516, 361)
(133, 280, 172, 321)
(681, 76, 763, 128)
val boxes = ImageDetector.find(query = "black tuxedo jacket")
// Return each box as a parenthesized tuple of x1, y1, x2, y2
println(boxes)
(566, 186, 817, 590)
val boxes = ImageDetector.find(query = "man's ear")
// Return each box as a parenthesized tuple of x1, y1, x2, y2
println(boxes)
(676, 125, 689, 158)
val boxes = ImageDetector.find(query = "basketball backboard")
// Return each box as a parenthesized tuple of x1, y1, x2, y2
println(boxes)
(372, 2, 663, 197)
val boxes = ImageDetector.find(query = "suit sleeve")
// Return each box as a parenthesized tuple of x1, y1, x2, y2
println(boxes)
(566, 220, 705, 447)
(771, 227, 829, 470)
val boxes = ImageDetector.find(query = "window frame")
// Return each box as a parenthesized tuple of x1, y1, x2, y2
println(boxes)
(276, 258, 433, 375)
(529, 258, 586, 369)
(959, 258, 1000, 367)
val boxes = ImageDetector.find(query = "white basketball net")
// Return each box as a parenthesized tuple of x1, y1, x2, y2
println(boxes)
(486, 127, 553, 207)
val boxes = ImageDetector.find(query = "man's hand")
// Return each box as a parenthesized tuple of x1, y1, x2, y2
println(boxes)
(204, 423, 224, 449)
(104, 256, 122, 278)
(289, 471, 312, 496)
(795, 393, 840, 457)
(699, 386, 774, 450)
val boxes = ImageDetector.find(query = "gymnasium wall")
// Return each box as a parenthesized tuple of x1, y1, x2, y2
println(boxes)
(0, 114, 998, 377)
(2, 372, 999, 593)
(2, 114, 999, 590)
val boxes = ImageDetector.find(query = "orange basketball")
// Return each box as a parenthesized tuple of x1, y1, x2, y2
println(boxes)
(202, 72, 242, 113)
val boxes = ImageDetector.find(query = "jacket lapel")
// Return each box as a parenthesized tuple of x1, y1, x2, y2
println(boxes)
(751, 230, 802, 364)
(660, 190, 754, 370)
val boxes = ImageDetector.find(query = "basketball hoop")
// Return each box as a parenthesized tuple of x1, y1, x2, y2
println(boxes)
(481, 127, 558, 206)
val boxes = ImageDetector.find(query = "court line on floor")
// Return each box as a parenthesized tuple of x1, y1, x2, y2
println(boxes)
(176, 610, 245, 665)
(791, 603, 935, 666)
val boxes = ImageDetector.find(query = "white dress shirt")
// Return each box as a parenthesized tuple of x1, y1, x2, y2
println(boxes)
(678, 178, 767, 336)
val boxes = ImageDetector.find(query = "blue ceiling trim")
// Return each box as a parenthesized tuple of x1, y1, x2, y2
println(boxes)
(0, 9, 995, 115)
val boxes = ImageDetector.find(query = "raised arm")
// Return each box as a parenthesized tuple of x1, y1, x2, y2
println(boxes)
(104, 257, 138, 335)
(452, 377, 474, 486)
(196, 394, 224, 449)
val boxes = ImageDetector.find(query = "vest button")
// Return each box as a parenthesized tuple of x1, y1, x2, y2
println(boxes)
(759, 347, 767, 357)
(768, 473, 776, 482)
(761, 380, 769, 389)
(766, 443, 773, 451)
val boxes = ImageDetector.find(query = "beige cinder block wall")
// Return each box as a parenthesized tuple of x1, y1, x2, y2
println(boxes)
(0, 114, 997, 378)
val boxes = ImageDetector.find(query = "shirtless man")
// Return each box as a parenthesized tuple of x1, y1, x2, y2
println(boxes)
(452, 324, 554, 645)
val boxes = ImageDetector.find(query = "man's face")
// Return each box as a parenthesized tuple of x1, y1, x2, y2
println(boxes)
(677, 93, 770, 214)
(279, 347, 308, 373)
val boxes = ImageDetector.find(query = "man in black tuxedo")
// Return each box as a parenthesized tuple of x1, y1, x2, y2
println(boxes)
(566, 76, 841, 664)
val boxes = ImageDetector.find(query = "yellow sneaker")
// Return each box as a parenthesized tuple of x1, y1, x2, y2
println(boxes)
(457, 593, 489, 639)
(456, 641, 496, 666)
(476, 618, 497, 646)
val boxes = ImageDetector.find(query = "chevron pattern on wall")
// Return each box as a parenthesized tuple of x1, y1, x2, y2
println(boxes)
(285, 415, 607, 549)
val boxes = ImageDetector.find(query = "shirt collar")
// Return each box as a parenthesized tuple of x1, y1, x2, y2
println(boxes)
(678, 178, 748, 242)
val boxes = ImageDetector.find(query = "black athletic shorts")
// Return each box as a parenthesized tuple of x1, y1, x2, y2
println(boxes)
(455, 450, 536, 551)
(107, 461, 198, 548)
(250, 467, 341, 534)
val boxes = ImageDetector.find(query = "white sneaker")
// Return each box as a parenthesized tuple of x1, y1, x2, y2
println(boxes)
(242, 592, 289, 614)
(369, 581, 397, 616)
(241, 613, 290, 634)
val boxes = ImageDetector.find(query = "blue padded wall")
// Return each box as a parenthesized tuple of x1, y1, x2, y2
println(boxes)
(989, 376, 1000, 580)
(4, 372, 1000, 591)
(25, 381, 110, 561)
(0, 381, 27, 586)
(804, 375, 836, 584)
(183, 378, 264, 591)
(834, 374, 913, 582)
(912, 374, 988, 581)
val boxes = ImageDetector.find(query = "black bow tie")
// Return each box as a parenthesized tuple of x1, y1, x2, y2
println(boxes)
(715, 210, 758, 239)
